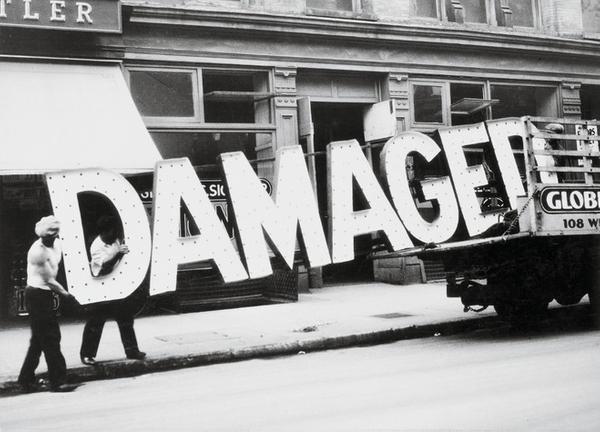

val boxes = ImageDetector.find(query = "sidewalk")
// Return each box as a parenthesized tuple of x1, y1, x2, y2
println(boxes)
(0, 282, 500, 395)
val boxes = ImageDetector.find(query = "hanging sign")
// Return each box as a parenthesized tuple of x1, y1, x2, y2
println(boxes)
(0, 0, 121, 33)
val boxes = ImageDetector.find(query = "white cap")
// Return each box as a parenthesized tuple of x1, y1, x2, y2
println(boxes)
(35, 215, 60, 237)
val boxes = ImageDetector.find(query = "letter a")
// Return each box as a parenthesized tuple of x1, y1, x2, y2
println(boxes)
(150, 158, 248, 296)
(328, 139, 412, 263)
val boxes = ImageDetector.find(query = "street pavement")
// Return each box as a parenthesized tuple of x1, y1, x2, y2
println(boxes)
(0, 281, 580, 396)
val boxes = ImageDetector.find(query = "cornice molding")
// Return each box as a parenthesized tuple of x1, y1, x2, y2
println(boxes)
(125, 6, 600, 59)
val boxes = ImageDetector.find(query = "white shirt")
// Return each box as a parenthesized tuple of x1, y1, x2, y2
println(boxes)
(90, 236, 122, 277)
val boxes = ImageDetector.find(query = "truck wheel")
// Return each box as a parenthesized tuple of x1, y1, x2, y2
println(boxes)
(494, 300, 549, 324)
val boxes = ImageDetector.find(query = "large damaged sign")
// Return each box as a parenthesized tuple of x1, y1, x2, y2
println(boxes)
(46, 118, 531, 304)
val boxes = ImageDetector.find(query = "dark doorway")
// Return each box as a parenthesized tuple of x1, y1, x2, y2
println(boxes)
(311, 102, 374, 283)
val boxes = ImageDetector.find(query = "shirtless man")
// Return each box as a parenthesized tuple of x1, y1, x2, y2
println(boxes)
(18, 216, 78, 393)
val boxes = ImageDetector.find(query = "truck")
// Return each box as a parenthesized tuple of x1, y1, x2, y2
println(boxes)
(386, 116, 600, 322)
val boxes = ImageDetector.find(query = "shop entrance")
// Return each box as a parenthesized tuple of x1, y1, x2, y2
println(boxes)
(308, 102, 373, 283)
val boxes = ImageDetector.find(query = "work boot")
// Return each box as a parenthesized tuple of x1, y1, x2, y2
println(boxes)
(126, 350, 146, 360)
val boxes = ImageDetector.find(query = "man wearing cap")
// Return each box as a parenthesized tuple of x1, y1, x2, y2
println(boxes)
(17, 216, 78, 393)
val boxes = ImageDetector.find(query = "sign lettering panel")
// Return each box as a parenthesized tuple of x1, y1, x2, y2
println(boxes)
(0, 0, 121, 33)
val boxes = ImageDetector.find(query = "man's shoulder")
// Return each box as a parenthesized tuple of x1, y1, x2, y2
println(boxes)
(27, 239, 62, 262)
(27, 240, 46, 262)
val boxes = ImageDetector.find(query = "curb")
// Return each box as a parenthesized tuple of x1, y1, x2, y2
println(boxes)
(0, 314, 501, 397)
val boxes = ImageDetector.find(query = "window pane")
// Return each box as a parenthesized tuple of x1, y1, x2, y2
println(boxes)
(129, 70, 195, 117)
(147, 132, 268, 238)
(203, 71, 270, 124)
(450, 83, 485, 125)
(496, 0, 534, 27)
(448, 0, 487, 23)
(461, 0, 487, 23)
(410, 0, 438, 18)
(582, 0, 600, 33)
(150, 132, 262, 174)
(414, 85, 443, 123)
(306, 0, 354, 11)
(491, 85, 556, 118)
(491, 85, 536, 117)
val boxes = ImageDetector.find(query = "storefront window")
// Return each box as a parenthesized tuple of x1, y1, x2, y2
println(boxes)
(582, 0, 600, 34)
(129, 70, 196, 118)
(150, 131, 262, 175)
(306, 0, 354, 11)
(410, 0, 439, 18)
(128, 67, 272, 126)
(413, 84, 443, 123)
(491, 85, 556, 118)
(450, 83, 486, 125)
(147, 132, 270, 239)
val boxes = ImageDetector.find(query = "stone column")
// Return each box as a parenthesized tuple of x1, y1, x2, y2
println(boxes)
(385, 72, 410, 132)
(561, 81, 582, 119)
(273, 67, 298, 150)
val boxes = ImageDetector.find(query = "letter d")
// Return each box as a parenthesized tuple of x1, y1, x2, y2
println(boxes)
(46, 169, 151, 305)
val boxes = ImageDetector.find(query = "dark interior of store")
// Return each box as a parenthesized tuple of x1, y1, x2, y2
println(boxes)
(311, 102, 375, 282)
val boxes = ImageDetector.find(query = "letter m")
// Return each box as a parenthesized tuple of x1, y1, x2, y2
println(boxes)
(220, 146, 331, 279)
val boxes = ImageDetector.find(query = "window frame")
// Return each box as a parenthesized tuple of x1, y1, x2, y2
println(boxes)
(126, 65, 276, 131)
(410, 80, 450, 130)
(449, 80, 491, 124)
(489, 81, 559, 119)
(494, 0, 540, 29)
(126, 66, 202, 127)
(422, 0, 540, 29)
(410, 78, 558, 131)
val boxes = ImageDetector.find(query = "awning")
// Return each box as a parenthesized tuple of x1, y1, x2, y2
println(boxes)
(0, 61, 162, 175)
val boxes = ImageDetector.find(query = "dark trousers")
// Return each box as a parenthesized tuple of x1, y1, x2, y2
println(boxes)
(80, 310, 139, 358)
(18, 287, 67, 388)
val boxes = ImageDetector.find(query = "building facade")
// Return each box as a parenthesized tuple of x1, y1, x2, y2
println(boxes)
(2, 0, 600, 318)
